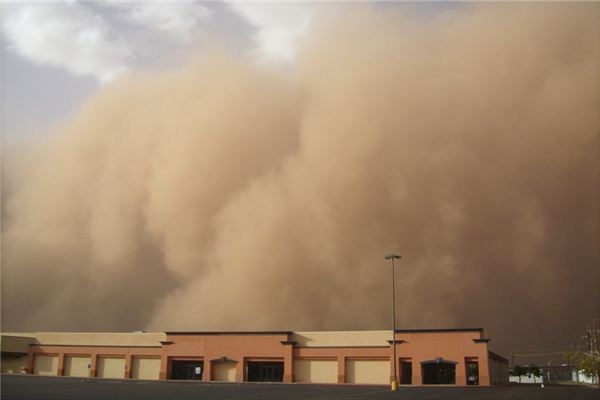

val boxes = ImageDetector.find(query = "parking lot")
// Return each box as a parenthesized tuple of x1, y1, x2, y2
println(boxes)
(2, 375, 598, 400)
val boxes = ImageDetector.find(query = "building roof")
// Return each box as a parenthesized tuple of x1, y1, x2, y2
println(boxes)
(165, 331, 293, 335)
(395, 328, 484, 333)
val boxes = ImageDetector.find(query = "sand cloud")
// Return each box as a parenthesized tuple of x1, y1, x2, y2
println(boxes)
(2, 3, 598, 356)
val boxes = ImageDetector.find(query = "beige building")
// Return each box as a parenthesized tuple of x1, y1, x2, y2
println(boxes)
(1, 328, 509, 386)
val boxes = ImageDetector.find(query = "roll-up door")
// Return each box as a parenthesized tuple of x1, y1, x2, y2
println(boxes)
(131, 357, 160, 380)
(213, 361, 236, 382)
(33, 355, 58, 376)
(345, 359, 389, 384)
(294, 359, 337, 383)
(97, 357, 126, 379)
(64, 356, 91, 377)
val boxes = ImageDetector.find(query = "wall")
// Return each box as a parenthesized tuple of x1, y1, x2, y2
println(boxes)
(393, 330, 491, 385)
(32, 332, 165, 347)
(162, 332, 290, 382)
(292, 331, 391, 347)
(488, 351, 509, 384)
(1, 335, 36, 353)
(3, 330, 508, 386)
(27, 343, 162, 377)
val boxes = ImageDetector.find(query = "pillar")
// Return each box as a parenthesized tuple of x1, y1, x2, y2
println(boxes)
(203, 360, 212, 382)
(456, 359, 467, 385)
(282, 343, 295, 383)
(337, 356, 346, 383)
(159, 354, 168, 380)
(411, 360, 421, 385)
(236, 359, 245, 382)
(89, 354, 98, 378)
(124, 355, 132, 378)
(479, 355, 490, 386)
(26, 351, 35, 374)
(57, 353, 65, 376)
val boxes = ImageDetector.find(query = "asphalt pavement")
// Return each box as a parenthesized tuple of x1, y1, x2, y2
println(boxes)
(1, 374, 598, 400)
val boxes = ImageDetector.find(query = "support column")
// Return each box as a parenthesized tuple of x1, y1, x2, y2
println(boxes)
(159, 354, 168, 380)
(124, 355, 132, 379)
(411, 360, 421, 385)
(57, 353, 65, 376)
(479, 355, 490, 386)
(90, 354, 98, 378)
(203, 360, 212, 382)
(456, 359, 467, 385)
(26, 351, 35, 374)
(337, 356, 346, 384)
(282, 342, 295, 383)
(236, 359, 245, 382)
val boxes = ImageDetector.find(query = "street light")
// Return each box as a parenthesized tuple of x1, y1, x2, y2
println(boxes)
(385, 253, 401, 391)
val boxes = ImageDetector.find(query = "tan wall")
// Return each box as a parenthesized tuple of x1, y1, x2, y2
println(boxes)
(1, 335, 36, 353)
(34, 355, 58, 375)
(293, 331, 391, 347)
(345, 359, 389, 384)
(64, 356, 91, 377)
(97, 357, 126, 379)
(294, 359, 337, 383)
(212, 361, 236, 382)
(1, 355, 28, 373)
(33, 333, 165, 347)
(132, 357, 160, 380)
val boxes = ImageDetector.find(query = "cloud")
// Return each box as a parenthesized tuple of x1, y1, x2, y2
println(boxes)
(228, 2, 315, 63)
(2, 2, 131, 83)
(0, 1, 315, 83)
(1, 1, 215, 83)
(109, 1, 212, 39)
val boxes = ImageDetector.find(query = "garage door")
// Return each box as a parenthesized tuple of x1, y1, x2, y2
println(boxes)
(64, 356, 91, 377)
(213, 361, 236, 382)
(345, 359, 389, 384)
(33, 355, 58, 376)
(131, 357, 160, 380)
(97, 357, 125, 379)
(294, 359, 337, 383)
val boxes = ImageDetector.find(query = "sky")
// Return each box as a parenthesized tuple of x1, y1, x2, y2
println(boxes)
(1, 1, 599, 363)
(1, 1, 454, 139)
(1, 1, 317, 138)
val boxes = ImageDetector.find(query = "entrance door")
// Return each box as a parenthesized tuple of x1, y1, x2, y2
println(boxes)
(400, 362, 412, 384)
(422, 361, 456, 384)
(213, 361, 236, 382)
(246, 361, 284, 382)
(466, 361, 479, 385)
(170, 360, 203, 380)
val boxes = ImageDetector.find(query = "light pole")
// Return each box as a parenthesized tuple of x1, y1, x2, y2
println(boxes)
(385, 253, 401, 391)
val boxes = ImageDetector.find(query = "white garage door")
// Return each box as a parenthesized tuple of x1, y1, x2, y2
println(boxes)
(97, 357, 126, 379)
(33, 355, 58, 376)
(131, 357, 160, 380)
(64, 356, 91, 377)
(213, 362, 236, 382)
(294, 359, 337, 383)
(345, 359, 389, 384)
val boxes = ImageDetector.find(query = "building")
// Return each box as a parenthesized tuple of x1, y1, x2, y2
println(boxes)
(1, 328, 509, 386)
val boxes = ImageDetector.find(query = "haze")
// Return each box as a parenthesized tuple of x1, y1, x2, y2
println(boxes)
(1, 2, 599, 359)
